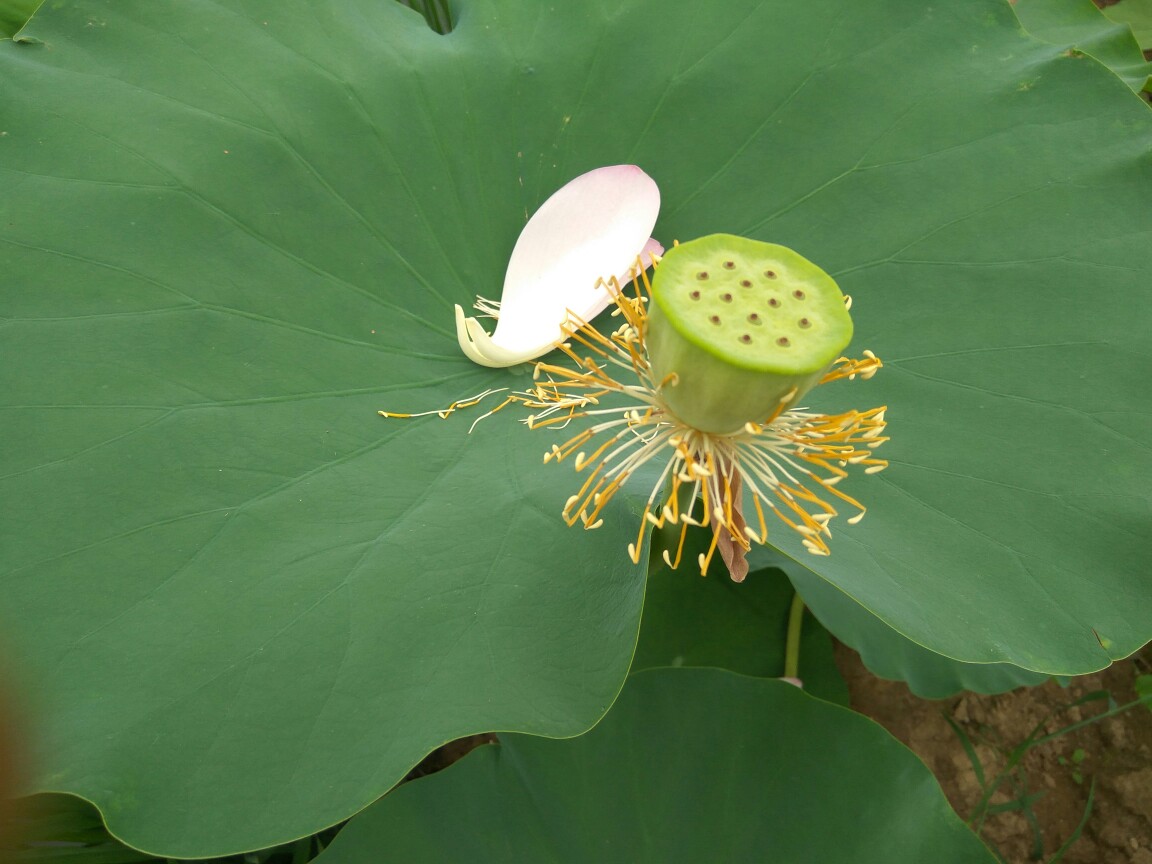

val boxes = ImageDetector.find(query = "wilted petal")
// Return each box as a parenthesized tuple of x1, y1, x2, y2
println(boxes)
(456, 165, 660, 367)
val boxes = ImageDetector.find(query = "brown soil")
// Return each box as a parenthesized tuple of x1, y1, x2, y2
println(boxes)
(838, 644, 1152, 864)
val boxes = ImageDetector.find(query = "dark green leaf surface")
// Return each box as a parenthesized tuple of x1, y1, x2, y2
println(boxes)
(634, 527, 848, 704)
(4, 795, 155, 864)
(3, 0, 1152, 854)
(0, 0, 38, 38)
(314, 668, 996, 864)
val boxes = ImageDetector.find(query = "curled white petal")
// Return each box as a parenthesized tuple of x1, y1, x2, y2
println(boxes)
(456, 165, 660, 367)
(455, 305, 544, 368)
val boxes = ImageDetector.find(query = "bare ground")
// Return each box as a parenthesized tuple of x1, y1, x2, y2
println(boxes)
(838, 644, 1152, 864)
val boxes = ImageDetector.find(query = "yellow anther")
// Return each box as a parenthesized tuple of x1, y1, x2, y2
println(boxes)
(802, 539, 830, 556)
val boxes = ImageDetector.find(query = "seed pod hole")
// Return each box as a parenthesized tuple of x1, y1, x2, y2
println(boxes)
(722, 261, 736, 270)
(768, 297, 781, 308)
(799, 317, 811, 328)
(697, 271, 710, 280)
(709, 315, 722, 325)
(764, 270, 777, 279)
(747, 313, 762, 325)
(740, 279, 752, 288)
(689, 290, 701, 301)
(776, 336, 791, 347)
(739, 334, 753, 344)
(720, 292, 733, 303)
(793, 289, 806, 300)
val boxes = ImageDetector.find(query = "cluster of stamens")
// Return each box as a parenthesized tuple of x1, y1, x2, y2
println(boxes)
(513, 262, 887, 576)
(382, 258, 888, 577)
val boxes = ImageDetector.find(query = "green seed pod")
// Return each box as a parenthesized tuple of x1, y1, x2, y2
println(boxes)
(646, 234, 853, 434)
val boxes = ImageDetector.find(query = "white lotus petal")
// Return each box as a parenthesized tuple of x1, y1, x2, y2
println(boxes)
(456, 165, 660, 367)
(455, 305, 548, 368)
(472, 235, 664, 325)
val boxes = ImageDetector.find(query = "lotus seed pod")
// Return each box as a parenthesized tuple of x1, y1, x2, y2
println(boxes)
(646, 234, 853, 434)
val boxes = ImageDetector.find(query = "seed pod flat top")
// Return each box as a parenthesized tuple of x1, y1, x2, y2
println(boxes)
(649, 234, 852, 375)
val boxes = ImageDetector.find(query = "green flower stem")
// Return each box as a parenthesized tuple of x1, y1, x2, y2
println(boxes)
(784, 591, 805, 681)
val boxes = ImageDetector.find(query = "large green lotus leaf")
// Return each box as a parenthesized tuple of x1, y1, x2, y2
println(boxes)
(634, 527, 848, 705)
(313, 668, 996, 864)
(0, 1, 651, 855)
(3, 0, 1152, 855)
(1015, 0, 1152, 91)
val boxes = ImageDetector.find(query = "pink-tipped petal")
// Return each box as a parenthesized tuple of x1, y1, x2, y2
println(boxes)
(458, 165, 659, 366)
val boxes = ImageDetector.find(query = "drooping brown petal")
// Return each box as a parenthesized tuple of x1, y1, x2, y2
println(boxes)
(710, 466, 750, 583)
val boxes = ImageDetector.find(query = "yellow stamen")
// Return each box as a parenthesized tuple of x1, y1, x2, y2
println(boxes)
(378, 388, 508, 420)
